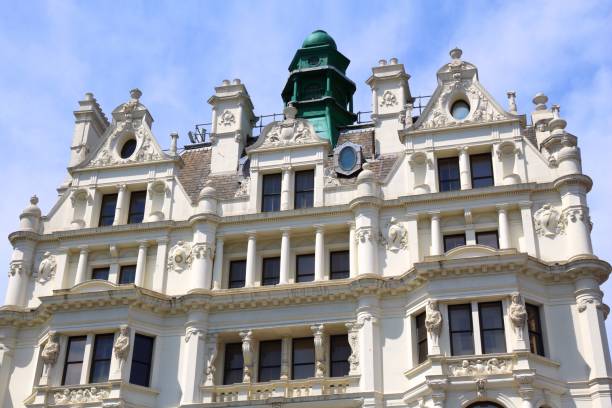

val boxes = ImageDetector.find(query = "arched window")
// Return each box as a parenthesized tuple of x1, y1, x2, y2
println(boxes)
(467, 403, 504, 408)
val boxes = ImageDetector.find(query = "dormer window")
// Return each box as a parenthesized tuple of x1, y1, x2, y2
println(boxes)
(262, 174, 281, 212)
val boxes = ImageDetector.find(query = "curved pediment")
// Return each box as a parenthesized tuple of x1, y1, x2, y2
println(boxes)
(444, 244, 511, 260)
(68, 280, 124, 293)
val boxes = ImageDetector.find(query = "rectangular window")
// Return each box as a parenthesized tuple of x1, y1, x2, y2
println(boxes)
(261, 173, 282, 212)
(479, 302, 507, 354)
(294, 169, 314, 209)
(129, 334, 154, 387)
(416, 312, 428, 364)
(329, 334, 350, 377)
(527, 303, 545, 356)
(330, 250, 350, 280)
(438, 157, 460, 192)
(258, 340, 282, 382)
(449, 304, 474, 356)
(127, 191, 147, 224)
(223, 343, 244, 385)
(89, 334, 114, 383)
(443, 233, 466, 252)
(91, 267, 110, 280)
(296, 254, 315, 283)
(98, 194, 118, 227)
(470, 153, 494, 188)
(228, 260, 246, 288)
(476, 231, 499, 249)
(119, 265, 136, 284)
(292, 337, 315, 379)
(262, 257, 280, 286)
(62, 336, 87, 385)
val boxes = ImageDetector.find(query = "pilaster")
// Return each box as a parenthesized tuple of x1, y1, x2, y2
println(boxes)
(180, 310, 208, 404)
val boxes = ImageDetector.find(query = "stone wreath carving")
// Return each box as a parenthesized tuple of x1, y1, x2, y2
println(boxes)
(379, 90, 398, 107)
(534, 203, 564, 237)
(167, 241, 193, 272)
(448, 357, 513, 376)
(218, 110, 236, 127)
(379, 217, 408, 252)
(53, 387, 109, 404)
(37, 252, 56, 284)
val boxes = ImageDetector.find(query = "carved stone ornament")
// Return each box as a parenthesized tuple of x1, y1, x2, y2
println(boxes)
(53, 386, 109, 405)
(508, 292, 527, 337)
(425, 300, 443, 342)
(41, 331, 60, 369)
(534, 203, 564, 237)
(205, 333, 218, 385)
(379, 217, 408, 252)
(37, 252, 57, 284)
(345, 322, 360, 374)
(193, 242, 214, 260)
(234, 177, 250, 197)
(560, 206, 591, 231)
(184, 327, 204, 343)
(324, 166, 341, 187)
(354, 227, 373, 244)
(379, 90, 398, 107)
(240, 330, 254, 383)
(8, 260, 27, 278)
(167, 241, 193, 272)
(447, 357, 513, 376)
(218, 110, 236, 127)
(252, 105, 321, 150)
(113, 325, 130, 362)
(311, 324, 326, 378)
(577, 297, 610, 319)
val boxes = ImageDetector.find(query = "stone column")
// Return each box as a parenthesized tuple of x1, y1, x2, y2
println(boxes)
(314, 225, 325, 281)
(519, 201, 537, 257)
(74, 245, 89, 285)
(211, 236, 224, 290)
(353, 203, 380, 276)
(458, 146, 472, 190)
(348, 222, 357, 277)
(192, 242, 214, 290)
(180, 310, 208, 405)
(430, 212, 442, 255)
(279, 228, 291, 284)
(405, 213, 420, 266)
(281, 165, 292, 211)
(152, 238, 168, 293)
(5, 239, 36, 307)
(497, 205, 511, 249)
(0, 328, 17, 406)
(356, 296, 382, 394)
(134, 241, 148, 287)
(245, 232, 257, 287)
(562, 206, 593, 258)
(113, 184, 128, 225)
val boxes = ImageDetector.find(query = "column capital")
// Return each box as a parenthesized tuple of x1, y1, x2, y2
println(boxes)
(215, 234, 225, 242)
(116, 183, 128, 192)
(456, 145, 469, 154)
(78, 245, 89, 254)
(405, 212, 419, 221)
(246, 231, 257, 239)
(314, 224, 325, 233)
(347, 221, 356, 229)
(156, 237, 169, 245)
(281, 164, 293, 172)
(280, 227, 292, 235)
(428, 211, 441, 220)
(138, 240, 150, 249)
(496, 203, 511, 212)
(518, 200, 532, 210)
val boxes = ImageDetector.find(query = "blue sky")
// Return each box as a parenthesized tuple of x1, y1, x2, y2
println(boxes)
(0, 0, 611, 346)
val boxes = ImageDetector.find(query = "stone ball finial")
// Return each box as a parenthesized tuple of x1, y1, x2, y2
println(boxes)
(389, 57, 398, 65)
(450, 47, 463, 60)
(378, 59, 387, 66)
(30, 195, 39, 206)
(130, 88, 142, 101)
(199, 180, 217, 200)
(357, 161, 376, 182)
(532, 92, 548, 110)
(222, 79, 231, 86)
(232, 78, 241, 85)
(84, 92, 94, 101)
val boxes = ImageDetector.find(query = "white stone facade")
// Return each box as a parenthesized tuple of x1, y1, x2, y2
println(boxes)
(0, 47, 610, 408)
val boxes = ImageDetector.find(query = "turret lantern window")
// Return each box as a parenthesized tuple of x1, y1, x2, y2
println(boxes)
(98, 193, 118, 227)
(127, 191, 147, 224)
(262, 173, 282, 212)
(294, 169, 314, 209)
(470, 153, 494, 188)
(438, 157, 460, 192)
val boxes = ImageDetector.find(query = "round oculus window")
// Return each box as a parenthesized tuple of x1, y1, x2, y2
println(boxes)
(120, 139, 137, 159)
(338, 146, 357, 171)
(450, 100, 470, 120)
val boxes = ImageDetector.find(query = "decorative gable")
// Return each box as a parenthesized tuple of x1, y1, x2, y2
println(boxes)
(411, 48, 513, 132)
(246, 105, 329, 152)
(79, 89, 170, 169)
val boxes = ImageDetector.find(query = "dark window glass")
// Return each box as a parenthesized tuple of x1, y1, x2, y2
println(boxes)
(99, 194, 118, 227)
(91, 267, 110, 280)
(416, 312, 428, 364)
(438, 157, 460, 192)
(479, 302, 506, 354)
(526, 304, 545, 356)
(129, 334, 154, 387)
(89, 334, 114, 383)
(330, 251, 350, 280)
(294, 170, 314, 209)
(119, 265, 136, 284)
(120, 139, 137, 159)
(62, 336, 87, 385)
(476, 231, 499, 249)
(127, 191, 147, 224)
(470, 153, 494, 188)
(443, 234, 466, 252)
(329, 334, 350, 377)
(229, 260, 246, 288)
(466, 403, 504, 408)
(258, 340, 281, 382)
(292, 337, 315, 379)
(262, 257, 280, 286)
(262, 174, 281, 212)
(223, 343, 244, 385)
(449, 304, 474, 356)
(451, 100, 470, 120)
(296, 254, 315, 283)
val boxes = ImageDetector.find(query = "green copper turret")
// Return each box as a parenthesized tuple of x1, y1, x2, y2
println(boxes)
(281, 30, 357, 146)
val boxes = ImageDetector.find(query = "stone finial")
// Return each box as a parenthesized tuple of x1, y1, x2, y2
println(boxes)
(549, 104, 567, 134)
(551, 104, 560, 119)
(450, 47, 463, 60)
(507, 91, 517, 113)
(532, 92, 548, 111)
(30, 195, 39, 206)
(378, 59, 387, 66)
(232, 78, 241, 85)
(170, 132, 179, 154)
(130, 88, 142, 101)
(84, 92, 94, 101)
(221, 79, 231, 86)
(389, 57, 398, 65)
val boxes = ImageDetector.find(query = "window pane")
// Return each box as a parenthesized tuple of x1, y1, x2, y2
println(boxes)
(92, 334, 114, 360)
(130, 334, 154, 387)
(296, 254, 315, 282)
(482, 329, 506, 354)
(330, 335, 350, 377)
(92, 267, 110, 280)
(127, 191, 147, 224)
(330, 251, 349, 280)
(476, 231, 499, 249)
(258, 340, 281, 382)
(443, 234, 466, 252)
(63, 363, 83, 385)
(229, 260, 246, 288)
(451, 332, 475, 356)
(292, 338, 314, 379)
(470, 154, 494, 188)
(438, 157, 460, 192)
(262, 174, 281, 212)
(262, 257, 280, 286)
(129, 362, 151, 387)
(62, 336, 86, 385)
(416, 312, 428, 343)
(89, 360, 111, 383)
(527, 304, 545, 356)
(223, 343, 244, 385)
(294, 170, 314, 209)
(417, 339, 428, 364)
(449, 305, 472, 331)
(479, 303, 504, 330)
(292, 363, 315, 380)
(99, 194, 118, 226)
(119, 265, 136, 284)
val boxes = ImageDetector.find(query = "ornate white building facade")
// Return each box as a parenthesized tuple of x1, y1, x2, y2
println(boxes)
(0, 31, 611, 408)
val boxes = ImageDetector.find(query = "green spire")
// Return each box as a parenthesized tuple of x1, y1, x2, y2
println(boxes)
(281, 30, 357, 146)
